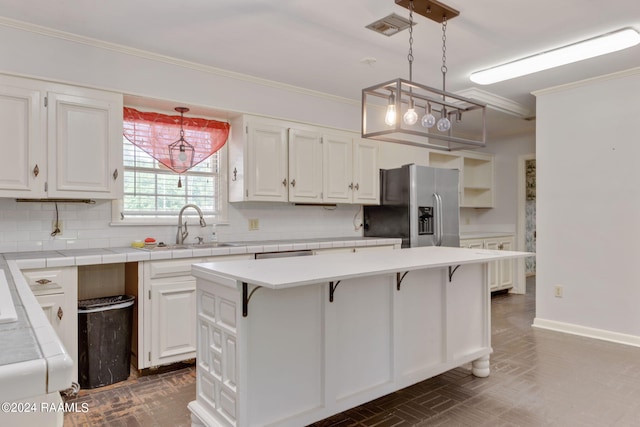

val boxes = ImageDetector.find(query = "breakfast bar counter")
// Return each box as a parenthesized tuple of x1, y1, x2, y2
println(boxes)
(188, 246, 532, 427)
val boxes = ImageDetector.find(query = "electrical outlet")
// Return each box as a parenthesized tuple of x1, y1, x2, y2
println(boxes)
(554, 285, 563, 298)
(248, 218, 259, 231)
(52, 220, 63, 235)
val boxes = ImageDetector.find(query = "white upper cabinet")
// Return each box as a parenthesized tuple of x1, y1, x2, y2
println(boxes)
(0, 82, 46, 198)
(229, 115, 379, 205)
(323, 132, 353, 203)
(352, 138, 380, 204)
(0, 74, 123, 199)
(47, 90, 123, 199)
(229, 116, 288, 202)
(288, 128, 323, 203)
(324, 134, 379, 205)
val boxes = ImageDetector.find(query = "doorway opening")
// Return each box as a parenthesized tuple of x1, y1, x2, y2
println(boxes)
(516, 154, 536, 294)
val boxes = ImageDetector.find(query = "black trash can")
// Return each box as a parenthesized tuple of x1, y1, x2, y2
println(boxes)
(78, 295, 135, 389)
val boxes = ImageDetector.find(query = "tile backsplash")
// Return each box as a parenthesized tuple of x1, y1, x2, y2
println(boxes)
(0, 198, 363, 253)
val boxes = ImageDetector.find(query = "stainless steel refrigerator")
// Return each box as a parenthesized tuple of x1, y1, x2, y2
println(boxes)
(363, 164, 460, 248)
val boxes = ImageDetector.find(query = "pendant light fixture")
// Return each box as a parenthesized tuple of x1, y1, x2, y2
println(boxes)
(401, 0, 418, 126)
(362, 0, 487, 151)
(169, 107, 195, 187)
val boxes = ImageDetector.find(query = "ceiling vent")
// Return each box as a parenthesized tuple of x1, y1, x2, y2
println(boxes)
(366, 13, 413, 36)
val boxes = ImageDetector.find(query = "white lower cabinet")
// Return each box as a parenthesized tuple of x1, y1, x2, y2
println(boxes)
(149, 277, 197, 366)
(36, 292, 67, 337)
(22, 267, 78, 383)
(461, 236, 514, 292)
(141, 255, 252, 368)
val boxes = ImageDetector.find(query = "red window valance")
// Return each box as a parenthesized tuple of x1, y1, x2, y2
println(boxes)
(123, 107, 230, 174)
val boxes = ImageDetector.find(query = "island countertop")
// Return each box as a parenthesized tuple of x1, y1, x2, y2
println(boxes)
(192, 245, 533, 289)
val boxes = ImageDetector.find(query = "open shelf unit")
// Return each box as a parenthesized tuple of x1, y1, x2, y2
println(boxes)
(429, 151, 494, 208)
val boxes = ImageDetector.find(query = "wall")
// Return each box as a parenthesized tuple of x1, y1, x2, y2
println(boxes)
(0, 198, 362, 252)
(0, 20, 528, 253)
(534, 68, 640, 344)
(0, 21, 369, 252)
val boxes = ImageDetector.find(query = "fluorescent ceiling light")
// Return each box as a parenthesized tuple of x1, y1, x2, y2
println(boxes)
(470, 28, 640, 85)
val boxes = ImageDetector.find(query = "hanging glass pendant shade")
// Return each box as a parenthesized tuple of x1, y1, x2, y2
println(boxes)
(169, 107, 196, 172)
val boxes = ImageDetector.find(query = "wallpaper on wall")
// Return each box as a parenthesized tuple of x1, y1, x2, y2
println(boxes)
(525, 159, 536, 274)
(526, 159, 536, 200)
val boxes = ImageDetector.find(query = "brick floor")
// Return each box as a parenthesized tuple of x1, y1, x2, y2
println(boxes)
(63, 277, 640, 426)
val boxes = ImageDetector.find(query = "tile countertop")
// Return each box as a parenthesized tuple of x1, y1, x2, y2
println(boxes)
(0, 236, 400, 402)
(3, 237, 402, 269)
(0, 258, 73, 403)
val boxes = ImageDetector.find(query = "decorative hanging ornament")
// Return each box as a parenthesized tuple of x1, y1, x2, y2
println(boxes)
(123, 107, 230, 175)
(168, 107, 196, 174)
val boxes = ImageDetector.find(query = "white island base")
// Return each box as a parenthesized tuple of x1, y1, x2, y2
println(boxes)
(188, 247, 530, 427)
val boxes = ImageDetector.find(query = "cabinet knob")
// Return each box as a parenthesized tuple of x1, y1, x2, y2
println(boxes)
(113, 169, 119, 180)
(33, 164, 40, 177)
(290, 179, 296, 187)
(282, 178, 287, 187)
(348, 182, 354, 190)
(498, 243, 504, 250)
(35, 279, 52, 285)
(354, 183, 360, 191)
(57, 307, 63, 320)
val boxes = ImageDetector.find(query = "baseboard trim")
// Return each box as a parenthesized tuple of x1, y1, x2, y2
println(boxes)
(532, 318, 640, 348)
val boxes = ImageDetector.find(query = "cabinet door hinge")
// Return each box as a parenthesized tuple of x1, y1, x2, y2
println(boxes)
(245, 125, 248, 134)
(148, 352, 151, 362)
(44, 96, 48, 108)
(148, 290, 151, 299)
(246, 189, 248, 197)
(44, 182, 48, 192)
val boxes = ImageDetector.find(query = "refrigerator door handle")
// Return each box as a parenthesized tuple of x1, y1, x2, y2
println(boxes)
(438, 193, 444, 246)
(433, 193, 443, 246)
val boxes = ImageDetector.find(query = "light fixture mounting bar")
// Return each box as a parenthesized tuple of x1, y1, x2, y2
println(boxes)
(395, 0, 459, 23)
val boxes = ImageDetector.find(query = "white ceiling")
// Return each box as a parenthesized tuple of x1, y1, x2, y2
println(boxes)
(1, 0, 639, 137)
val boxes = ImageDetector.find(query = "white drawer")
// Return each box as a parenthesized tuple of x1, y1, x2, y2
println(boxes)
(22, 268, 66, 295)
(147, 258, 204, 279)
(148, 254, 253, 280)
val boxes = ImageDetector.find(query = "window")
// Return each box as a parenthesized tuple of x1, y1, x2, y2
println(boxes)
(120, 137, 226, 221)
(112, 107, 230, 225)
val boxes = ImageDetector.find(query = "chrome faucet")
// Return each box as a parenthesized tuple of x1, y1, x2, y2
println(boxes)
(176, 204, 207, 244)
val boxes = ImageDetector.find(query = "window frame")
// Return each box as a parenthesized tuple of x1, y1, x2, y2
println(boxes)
(111, 134, 229, 227)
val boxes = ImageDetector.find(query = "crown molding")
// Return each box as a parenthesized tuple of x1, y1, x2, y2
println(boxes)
(455, 88, 531, 118)
(0, 16, 359, 107)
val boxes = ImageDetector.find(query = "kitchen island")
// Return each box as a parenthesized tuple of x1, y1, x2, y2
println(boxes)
(188, 246, 532, 427)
